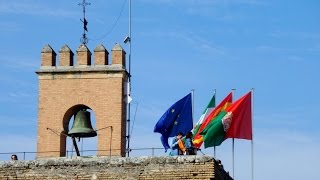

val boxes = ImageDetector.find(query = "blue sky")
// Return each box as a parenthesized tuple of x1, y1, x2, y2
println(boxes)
(0, 0, 320, 179)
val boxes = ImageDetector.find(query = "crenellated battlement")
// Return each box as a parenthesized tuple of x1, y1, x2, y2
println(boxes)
(40, 43, 126, 69)
(36, 43, 128, 158)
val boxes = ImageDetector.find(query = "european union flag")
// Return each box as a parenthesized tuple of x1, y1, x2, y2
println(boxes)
(154, 93, 193, 151)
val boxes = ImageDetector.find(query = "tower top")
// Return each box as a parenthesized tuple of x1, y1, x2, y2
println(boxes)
(78, 0, 90, 44)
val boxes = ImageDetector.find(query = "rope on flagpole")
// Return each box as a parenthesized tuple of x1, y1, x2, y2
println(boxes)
(231, 88, 236, 179)
(251, 88, 255, 180)
(126, 0, 132, 157)
(232, 138, 235, 179)
(213, 89, 217, 158)
(191, 89, 195, 124)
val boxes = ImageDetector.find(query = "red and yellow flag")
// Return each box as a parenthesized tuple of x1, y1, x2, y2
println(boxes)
(193, 93, 233, 148)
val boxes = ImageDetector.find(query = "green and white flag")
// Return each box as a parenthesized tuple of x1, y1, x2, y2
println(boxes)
(192, 93, 216, 137)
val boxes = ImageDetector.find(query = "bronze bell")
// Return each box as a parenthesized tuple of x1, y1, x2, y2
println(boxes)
(68, 109, 97, 138)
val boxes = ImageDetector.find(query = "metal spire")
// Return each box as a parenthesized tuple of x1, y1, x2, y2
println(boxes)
(78, 0, 90, 44)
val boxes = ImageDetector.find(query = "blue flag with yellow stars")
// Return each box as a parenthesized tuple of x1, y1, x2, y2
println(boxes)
(154, 93, 193, 151)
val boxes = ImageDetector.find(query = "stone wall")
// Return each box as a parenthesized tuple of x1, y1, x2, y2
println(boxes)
(0, 156, 232, 180)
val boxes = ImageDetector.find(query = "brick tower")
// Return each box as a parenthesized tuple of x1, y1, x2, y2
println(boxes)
(36, 43, 128, 158)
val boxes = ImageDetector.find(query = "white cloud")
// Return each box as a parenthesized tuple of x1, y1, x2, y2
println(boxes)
(138, 0, 176, 4)
(0, 1, 77, 18)
(139, 0, 265, 6)
(140, 31, 225, 55)
(306, 44, 320, 52)
(171, 31, 225, 55)
(270, 30, 320, 40)
(255, 45, 291, 53)
(256, 111, 301, 127)
(287, 55, 303, 62)
(0, 22, 21, 32)
(1, 56, 38, 71)
(139, 0, 266, 19)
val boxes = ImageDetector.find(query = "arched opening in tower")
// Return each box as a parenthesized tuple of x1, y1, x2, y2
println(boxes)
(62, 104, 98, 157)
(66, 109, 97, 157)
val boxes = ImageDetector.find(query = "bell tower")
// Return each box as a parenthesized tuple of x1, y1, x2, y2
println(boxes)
(36, 43, 128, 158)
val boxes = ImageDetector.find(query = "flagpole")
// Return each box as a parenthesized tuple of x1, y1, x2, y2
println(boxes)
(213, 89, 217, 158)
(232, 138, 235, 178)
(191, 89, 195, 124)
(126, 0, 132, 157)
(231, 88, 236, 179)
(251, 88, 255, 180)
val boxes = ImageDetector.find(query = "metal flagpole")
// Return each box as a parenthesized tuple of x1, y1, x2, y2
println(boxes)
(191, 89, 195, 123)
(126, 0, 132, 157)
(231, 88, 236, 179)
(251, 88, 255, 180)
(213, 89, 217, 158)
(232, 138, 235, 178)
(129, 0, 132, 76)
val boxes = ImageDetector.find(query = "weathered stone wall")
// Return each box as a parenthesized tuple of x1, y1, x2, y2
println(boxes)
(0, 156, 232, 180)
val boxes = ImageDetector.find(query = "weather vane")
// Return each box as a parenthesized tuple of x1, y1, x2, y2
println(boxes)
(78, 0, 90, 44)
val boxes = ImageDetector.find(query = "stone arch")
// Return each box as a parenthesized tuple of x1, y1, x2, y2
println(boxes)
(62, 104, 92, 131)
(60, 104, 97, 157)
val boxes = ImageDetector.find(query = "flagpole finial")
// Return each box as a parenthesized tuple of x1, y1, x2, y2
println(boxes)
(78, 0, 90, 44)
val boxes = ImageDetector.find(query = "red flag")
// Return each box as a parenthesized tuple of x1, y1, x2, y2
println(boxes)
(225, 91, 252, 140)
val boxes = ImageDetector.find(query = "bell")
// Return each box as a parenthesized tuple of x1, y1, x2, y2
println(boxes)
(68, 109, 97, 138)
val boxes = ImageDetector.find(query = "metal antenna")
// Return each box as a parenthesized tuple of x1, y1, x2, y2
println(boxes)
(126, 0, 132, 157)
(78, 0, 90, 44)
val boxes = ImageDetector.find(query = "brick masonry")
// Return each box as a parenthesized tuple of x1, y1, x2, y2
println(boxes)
(36, 43, 128, 158)
(0, 156, 233, 180)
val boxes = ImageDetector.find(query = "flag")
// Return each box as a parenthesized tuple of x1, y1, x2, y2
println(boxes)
(154, 93, 193, 150)
(178, 139, 186, 153)
(200, 111, 229, 147)
(193, 93, 232, 148)
(225, 91, 252, 140)
(201, 91, 252, 148)
(192, 93, 215, 137)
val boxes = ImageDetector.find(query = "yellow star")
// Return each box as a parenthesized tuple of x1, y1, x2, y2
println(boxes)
(174, 121, 178, 125)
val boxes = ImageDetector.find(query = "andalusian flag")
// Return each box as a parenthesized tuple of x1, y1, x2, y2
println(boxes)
(201, 91, 252, 148)
(193, 93, 233, 148)
(192, 93, 216, 138)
